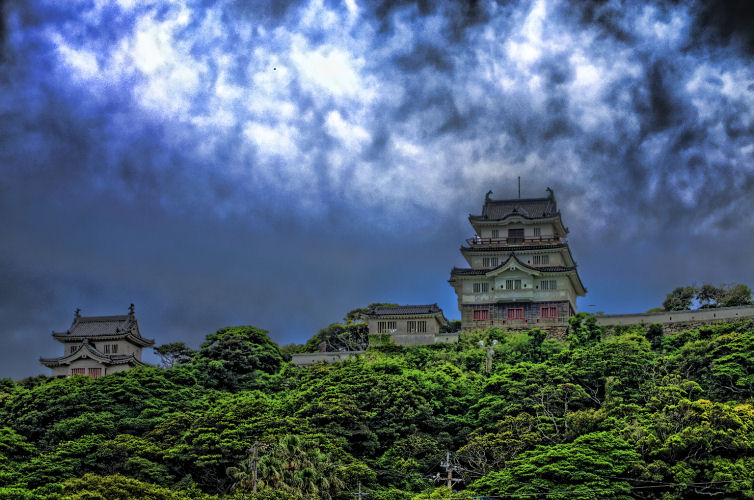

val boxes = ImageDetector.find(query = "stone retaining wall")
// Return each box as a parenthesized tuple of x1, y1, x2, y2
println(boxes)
(291, 351, 366, 367)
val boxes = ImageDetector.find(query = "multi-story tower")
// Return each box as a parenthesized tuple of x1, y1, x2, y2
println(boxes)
(449, 188, 586, 331)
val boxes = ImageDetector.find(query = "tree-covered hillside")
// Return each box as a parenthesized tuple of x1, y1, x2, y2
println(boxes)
(2, 316, 754, 499)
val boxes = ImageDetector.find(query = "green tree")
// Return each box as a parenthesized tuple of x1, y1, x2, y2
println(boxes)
(469, 432, 642, 499)
(255, 434, 347, 499)
(663, 286, 697, 311)
(719, 284, 753, 307)
(566, 313, 603, 348)
(697, 284, 724, 308)
(61, 473, 193, 499)
(192, 326, 283, 391)
(154, 342, 195, 368)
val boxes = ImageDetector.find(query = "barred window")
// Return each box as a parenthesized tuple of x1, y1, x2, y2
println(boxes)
(533, 227, 541, 236)
(88, 368, 102, 379)
(408, 320, 427, 333)
(378, 321, 397, 333)
(482, 257, 499, 267)
(71, 368, 85, 376)
(505, 279, 522, 290)
(541, 279, 557, 290)
(491, 229, 499, 238)
(533, 255, 549, 265)
(473, 282, 490, 293)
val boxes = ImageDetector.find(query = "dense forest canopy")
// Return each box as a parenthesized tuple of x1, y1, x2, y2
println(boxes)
(2, 315, 754, 499)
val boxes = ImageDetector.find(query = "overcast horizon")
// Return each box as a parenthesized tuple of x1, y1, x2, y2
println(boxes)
(2, 0, 753, 379)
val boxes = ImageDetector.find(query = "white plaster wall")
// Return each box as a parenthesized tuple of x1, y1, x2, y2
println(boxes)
(597, 305, 754, 326)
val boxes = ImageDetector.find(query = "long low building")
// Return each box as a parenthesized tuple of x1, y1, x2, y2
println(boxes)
(365, 304, 458, 346)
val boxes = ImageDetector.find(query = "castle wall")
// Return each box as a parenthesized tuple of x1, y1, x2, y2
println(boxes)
(596, 305, 754, 328)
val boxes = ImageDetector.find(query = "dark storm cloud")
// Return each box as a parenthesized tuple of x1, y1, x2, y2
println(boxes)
(1, 0, 753, 378)
(373, 0, 489, 41)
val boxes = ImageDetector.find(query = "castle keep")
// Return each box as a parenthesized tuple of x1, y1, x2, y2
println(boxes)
(40, 305, 154, 377)
(449, 189, 586, 331)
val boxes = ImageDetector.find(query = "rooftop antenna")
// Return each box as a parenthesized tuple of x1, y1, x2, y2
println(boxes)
(518, 176, 521, 199)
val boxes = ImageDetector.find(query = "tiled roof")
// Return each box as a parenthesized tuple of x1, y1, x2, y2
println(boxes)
(450, 264, 576, 276)
(51, 307, 155, 347)
(470, 195, 557, 221)
(56, 315, 133, 337)
(369, 304, 443, 316)
(39, 339, 145, 368)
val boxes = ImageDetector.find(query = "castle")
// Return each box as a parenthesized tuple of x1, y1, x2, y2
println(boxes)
(449, 188, 586, 331)
(40, 305, 154, 377)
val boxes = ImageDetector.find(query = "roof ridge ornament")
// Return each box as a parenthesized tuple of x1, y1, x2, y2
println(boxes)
(485, 190, 493, 203)
(128, 303, 135, 318)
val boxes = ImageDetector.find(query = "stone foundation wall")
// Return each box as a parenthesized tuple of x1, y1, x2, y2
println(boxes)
(461, 301, 572, 331)
(291, 351, 366, 367)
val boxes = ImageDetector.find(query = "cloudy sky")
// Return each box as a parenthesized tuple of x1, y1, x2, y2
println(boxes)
(1, 0, 753, 378)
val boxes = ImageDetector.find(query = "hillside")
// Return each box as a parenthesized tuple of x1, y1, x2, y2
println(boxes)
(1, 316, 754, 499)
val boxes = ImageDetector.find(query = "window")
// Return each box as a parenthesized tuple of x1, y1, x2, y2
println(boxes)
(111, 344, 118, 353)
(533, 227, 541, 236)
(104, 344, 110, 354)
(533, 255, 549, 265)
(505, 279, 522, 290)
(482, 257, 499, 267)
(541, 306, 558, 318)
(71, 368, 85, 376)
(507, 308, 524, 319)
(378, 321, 397, 333)
(473, 282, 490, 293)
(473, 309, 489, 321)
(407, 320, 427, 333)
(88, 368, 102, 379)
(491, 229, 499, 238)
(507, 228, 524, 243)
(541, 279, 557, 290)
(70, 345, 77, 354)
(407, 320, 426, 333)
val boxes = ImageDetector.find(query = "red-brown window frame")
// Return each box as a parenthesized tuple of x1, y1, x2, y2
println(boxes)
(473, 309, 489, 321)
(71, 368, 85, 376)
(541, 306, 557, 318)
(88, 368, 102, 379)
(507, 307, 524, 319)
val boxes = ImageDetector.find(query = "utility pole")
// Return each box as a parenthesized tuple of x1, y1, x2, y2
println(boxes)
(249, 441, 267, 493)
(439, 451, 463, 491)
(356, 480, 364, 499)
(250, 442, 259, 493)
(479, 340, 498, 373)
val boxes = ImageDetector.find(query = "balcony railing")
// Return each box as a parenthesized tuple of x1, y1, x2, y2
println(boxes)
(466, 236, 562, 246)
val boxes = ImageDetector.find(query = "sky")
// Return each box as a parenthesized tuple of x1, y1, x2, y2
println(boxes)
(1, 0, 753, 379)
